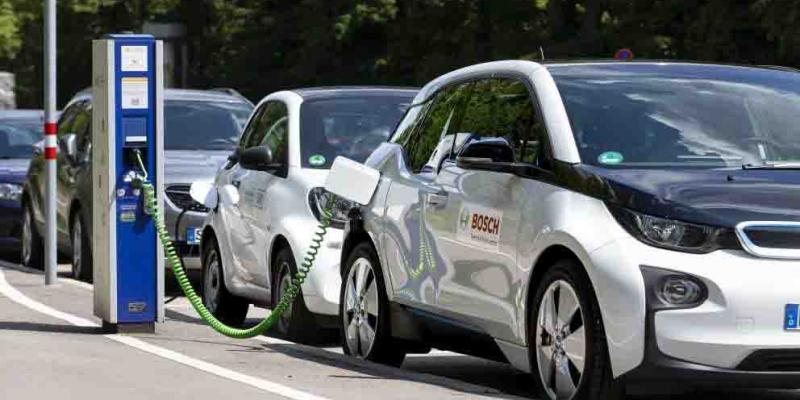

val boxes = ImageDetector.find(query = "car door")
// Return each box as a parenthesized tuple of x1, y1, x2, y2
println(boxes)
(380, 82, 470, 311)
(29, 101, 79, 232)
(232, 100, 289, 289)
(57, 100, 91, 242)
(426, 77, 547, 341)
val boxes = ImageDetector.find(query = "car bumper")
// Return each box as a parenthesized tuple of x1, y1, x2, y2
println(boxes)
(0, 200, 23, 250)
(164, 203, 206, 270)
(594, 237, 800, 386)
(286, 220, 343, 317)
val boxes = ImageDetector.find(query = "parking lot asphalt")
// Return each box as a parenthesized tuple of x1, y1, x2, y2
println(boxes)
(0, 260, 798, 400)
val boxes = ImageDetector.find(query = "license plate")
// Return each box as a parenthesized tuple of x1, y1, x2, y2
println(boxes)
(785, 304, 800, 330)
(186, 227, 201, 245)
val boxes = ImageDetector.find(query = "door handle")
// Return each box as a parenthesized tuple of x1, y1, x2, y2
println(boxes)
(426, 192, 448, 207)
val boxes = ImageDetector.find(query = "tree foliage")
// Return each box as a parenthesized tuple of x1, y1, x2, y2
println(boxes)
(1, 0, 798, 107)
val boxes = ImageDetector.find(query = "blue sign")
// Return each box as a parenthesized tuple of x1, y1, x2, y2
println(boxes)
(785, 304, 799, 330)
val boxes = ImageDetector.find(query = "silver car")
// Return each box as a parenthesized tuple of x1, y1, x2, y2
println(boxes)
(21, 89, 253, 280)
(339, 60, 800, 399)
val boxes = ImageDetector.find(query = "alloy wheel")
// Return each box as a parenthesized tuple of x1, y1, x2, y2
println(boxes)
(536, 279, 587, 400)
(203, 254, 222, 312)
(343, 257, 379, 358)
(71, 218, 82, 278)
(21, 208, 32, 265)
(276, 262, 294, 333)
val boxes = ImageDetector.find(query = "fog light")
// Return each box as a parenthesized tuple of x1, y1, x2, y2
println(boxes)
(658, 276, 704, 306)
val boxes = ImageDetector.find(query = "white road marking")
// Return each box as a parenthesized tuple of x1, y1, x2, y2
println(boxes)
(56, 269, 466, 359)
(0, 266, 332, 400)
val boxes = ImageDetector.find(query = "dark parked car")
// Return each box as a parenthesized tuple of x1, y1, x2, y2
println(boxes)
(21, 89, 253, 281)
(0, 110, 44, 255)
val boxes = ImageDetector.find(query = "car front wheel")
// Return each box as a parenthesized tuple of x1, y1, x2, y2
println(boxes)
(340, 242, 405, 366)
(201, 237, 248, 326)
(21, 203, 44, 269)
(272, 247, 320, 343)
(530, 259, 624, 400)
(70, 212, 92, 282)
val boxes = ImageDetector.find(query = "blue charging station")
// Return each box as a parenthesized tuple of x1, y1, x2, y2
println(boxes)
(92, 34, 165, 333)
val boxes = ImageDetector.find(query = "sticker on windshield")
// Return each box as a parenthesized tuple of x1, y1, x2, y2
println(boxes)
(309, 154, 326, 166)
(598, 151, 624, 165)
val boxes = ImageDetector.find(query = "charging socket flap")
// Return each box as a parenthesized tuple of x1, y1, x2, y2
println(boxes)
(325, 156, 380, 205)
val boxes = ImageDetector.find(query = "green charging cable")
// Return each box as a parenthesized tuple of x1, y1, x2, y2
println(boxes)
(135, 151, 334, 339)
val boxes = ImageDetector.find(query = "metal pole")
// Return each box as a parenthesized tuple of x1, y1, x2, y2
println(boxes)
(44, 0, 57, 285)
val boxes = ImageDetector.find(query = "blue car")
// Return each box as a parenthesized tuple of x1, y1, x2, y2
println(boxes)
(0, 110, 44, 255)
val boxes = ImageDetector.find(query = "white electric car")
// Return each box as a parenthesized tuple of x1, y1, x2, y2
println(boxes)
(337, 61, 800, 399)
(197, 87, 416, 341)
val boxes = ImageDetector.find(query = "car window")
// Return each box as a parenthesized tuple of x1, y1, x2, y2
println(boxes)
(76, 103, 92, 163)
(239, 100, 289, 169)
(299, 94, 412, 168)
(57, 101, 83, 138)
(164, 100, 252, 151)
(396, 82, 471, 174)
(0, 119, 41, 158)
(456, 78, 542, 165)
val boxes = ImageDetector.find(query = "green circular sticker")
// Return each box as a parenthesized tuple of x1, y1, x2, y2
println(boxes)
(598, 151, 624, 165)
(308, 154, 327, 166)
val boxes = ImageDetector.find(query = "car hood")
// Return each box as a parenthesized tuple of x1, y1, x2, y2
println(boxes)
(0, 158, 31, 184)
(579, 165, 800, 227)
(164, 150, 230, 185)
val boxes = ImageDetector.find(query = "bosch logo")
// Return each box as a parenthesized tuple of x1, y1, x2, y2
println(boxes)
(471, 213, 500, 235)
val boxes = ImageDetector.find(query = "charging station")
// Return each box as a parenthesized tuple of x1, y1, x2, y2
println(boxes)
(92, 34, 165, 333)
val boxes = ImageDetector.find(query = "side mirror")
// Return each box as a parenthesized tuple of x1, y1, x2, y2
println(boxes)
(226, 148, 240, 169)
(58, 133, 78, 162)
(239, 146, 279, 172)
(32, 140, 44, 156)
(456, 138, 515, 172)
(189, 181, 218, 210)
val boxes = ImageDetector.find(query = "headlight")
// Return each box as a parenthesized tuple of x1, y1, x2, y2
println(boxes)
(608, 205, 738, 253)
(0, 183, 23, 202)
(308, 187, 355, 229)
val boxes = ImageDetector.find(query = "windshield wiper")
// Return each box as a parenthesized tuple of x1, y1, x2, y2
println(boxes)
(742, 162, 800, 170)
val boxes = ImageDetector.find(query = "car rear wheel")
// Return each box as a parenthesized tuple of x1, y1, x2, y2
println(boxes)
(21, 203, 44, 269)
(70, 212, 92, 282)
(272, 247, 320, 343)
(530, 259, 624, 400)
(202, 237, 248, 326)
(340, 242, 405, 367)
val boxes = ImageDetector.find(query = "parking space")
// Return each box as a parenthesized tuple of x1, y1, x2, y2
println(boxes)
(0, 259, 798, 400)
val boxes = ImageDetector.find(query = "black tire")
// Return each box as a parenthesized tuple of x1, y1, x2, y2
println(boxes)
(529, 259, 624, 400)
(340, 242, 406, 367)
(271, 247, 320, 344)
(70, 211, 93, 282)
(21, 202, 44, 269)
(201, 237, 248, 326)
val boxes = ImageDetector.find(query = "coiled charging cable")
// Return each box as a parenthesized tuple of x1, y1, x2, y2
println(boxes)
(135, 151, 334, 339)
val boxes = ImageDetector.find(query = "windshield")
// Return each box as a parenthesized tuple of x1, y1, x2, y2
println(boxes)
(164, 100, 252, 151)
(0, 119, 41, 159)
(299, 95, 413, 168)
(550, 64, 800, 168)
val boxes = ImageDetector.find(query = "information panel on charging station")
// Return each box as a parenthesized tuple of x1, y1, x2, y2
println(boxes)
(92, 34, 164, 332)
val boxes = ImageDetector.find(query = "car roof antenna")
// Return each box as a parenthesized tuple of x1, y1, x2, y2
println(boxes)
(539, 46, 546, 61)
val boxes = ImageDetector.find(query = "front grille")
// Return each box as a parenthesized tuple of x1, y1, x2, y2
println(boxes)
(743, 226, 800, 250)
(736, 221, 800, 259)
(165, 184, 209, 212)
(738, 350, 800, 372)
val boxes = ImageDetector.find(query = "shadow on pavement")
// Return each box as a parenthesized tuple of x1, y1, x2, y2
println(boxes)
(0, 321, 102, 335)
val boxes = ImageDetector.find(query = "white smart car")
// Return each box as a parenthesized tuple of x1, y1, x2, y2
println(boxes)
(337, 61, 800, 399)
(197, 87, 416, 341)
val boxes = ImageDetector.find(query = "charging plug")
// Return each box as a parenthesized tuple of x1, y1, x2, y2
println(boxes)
(324, 157, 380, 205)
